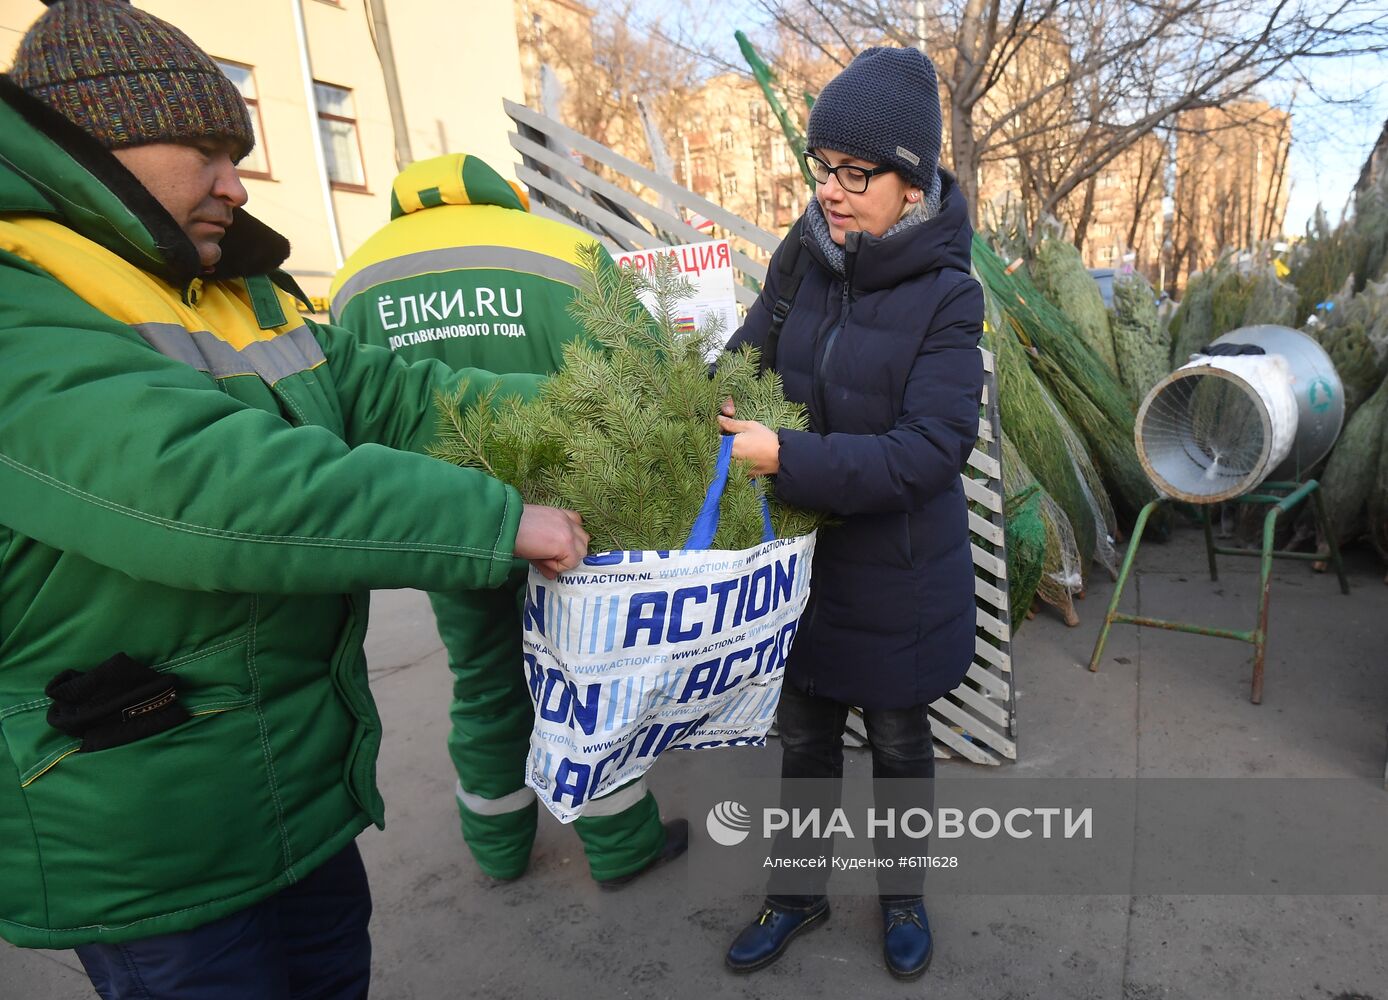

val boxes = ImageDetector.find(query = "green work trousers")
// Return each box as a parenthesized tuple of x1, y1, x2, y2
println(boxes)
(429, 570, 666, 881)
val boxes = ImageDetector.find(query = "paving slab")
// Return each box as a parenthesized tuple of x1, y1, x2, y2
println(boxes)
(0, 948, 91, 999)
(1129, 569, 1387, 779)
(1121, 894, 1388, 1000)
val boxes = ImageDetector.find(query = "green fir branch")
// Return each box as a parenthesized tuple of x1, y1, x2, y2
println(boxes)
(432, 242, 828, 551)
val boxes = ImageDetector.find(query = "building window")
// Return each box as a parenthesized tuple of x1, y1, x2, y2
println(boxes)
(723, 172, 739, 195)
(719, 130, 735, 152)
(215, 59, 271, 178)
(313, 82, 366, 190)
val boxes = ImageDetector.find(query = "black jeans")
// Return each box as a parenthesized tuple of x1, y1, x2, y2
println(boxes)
(767, 681, 935, 907)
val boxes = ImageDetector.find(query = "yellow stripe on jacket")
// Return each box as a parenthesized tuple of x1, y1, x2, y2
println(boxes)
(0, 217, 320, 383)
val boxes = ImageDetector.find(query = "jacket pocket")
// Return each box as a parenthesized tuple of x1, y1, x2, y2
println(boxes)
(818, 512, 913, 570)
(8, 634, 256, 786)
(326, 594, 384, 826)
(0, 638, 285, 935)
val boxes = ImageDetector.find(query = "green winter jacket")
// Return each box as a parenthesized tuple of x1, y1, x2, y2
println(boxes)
(0, 77, 538, 948)
(329, 152, 593, 372)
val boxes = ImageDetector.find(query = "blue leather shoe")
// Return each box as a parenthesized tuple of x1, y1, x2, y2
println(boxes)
(726, 899, 830, 973)
(881, 900, 932, 980)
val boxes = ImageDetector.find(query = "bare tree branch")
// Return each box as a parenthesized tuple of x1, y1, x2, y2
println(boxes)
(688, 0, 1386, 241)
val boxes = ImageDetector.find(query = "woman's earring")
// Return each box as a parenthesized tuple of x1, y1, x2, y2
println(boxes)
(908, 192, 920, 202)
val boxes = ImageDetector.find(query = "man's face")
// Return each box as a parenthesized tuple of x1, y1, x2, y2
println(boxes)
(112, 139, 249, 270)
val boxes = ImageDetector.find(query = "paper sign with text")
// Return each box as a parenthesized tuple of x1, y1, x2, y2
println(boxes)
(613, 239, 740, 353)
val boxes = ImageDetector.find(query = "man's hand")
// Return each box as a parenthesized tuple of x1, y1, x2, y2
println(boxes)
(515, 505, 590, 579)
(516, 508, 591, 577)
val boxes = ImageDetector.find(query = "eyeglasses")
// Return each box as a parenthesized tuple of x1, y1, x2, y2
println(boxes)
(803, 151, 894, 194)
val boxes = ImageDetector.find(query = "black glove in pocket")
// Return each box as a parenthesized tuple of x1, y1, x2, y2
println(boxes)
(46, 652, 190, 752)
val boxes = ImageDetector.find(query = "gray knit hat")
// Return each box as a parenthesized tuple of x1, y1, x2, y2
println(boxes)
(9, 0, 254, 157)
(807, 46, 943, 193)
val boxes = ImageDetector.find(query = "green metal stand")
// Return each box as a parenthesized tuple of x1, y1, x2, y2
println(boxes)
(1088, 480, 1350, 704)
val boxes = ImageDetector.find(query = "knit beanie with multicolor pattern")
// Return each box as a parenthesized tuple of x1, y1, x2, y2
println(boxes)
(9, 0, 254, 157)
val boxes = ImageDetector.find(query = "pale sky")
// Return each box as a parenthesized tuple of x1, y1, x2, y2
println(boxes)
(1278, 51, 1388, 233)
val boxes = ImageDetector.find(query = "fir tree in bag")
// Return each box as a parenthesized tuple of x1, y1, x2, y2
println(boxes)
(514, 436, 818, 821)
(429, 245, 827, 549)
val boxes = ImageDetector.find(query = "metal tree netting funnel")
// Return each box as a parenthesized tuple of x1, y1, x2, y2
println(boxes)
(1135, 326, 1344, 504)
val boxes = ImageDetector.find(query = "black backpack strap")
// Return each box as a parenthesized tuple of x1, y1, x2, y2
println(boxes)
(760, 217, 810, 375)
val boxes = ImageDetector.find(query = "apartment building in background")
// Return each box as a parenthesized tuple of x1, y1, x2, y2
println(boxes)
(976, 109, 1284, 292)
(1, 0, 526, 305)
(513, 0, 828, 259)
(537, 3, 1289, 296)
(671, 73, 806, 238)
(1169, 101, 1291, 285)
(512, 0, 647, 200)
(513, 0, 711, 233)
(509, 0, 1291, 292)
(514, 0, 593, 116)
(1077, 133, 1169, 277)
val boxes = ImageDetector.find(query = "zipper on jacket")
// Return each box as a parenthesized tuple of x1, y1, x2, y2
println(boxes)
(812, 231, 859, 424)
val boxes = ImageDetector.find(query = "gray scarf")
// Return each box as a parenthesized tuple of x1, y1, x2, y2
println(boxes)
(802, 169, 943, 278)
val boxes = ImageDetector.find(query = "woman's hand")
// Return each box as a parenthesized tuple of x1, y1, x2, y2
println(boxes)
(718, 411, 780, 475)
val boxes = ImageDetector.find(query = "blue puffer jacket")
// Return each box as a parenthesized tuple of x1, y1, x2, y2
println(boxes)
(726, 172, 984, 710)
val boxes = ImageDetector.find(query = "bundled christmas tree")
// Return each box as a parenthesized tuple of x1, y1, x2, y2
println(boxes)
(1110, 270, 1169, 408)
(1309, 276, 1388, 420)
(1030, 237, 1118, 378)
(428, 245, 828, 552)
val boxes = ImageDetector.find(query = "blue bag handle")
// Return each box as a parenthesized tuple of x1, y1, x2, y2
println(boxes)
(683, 435, 776, 551)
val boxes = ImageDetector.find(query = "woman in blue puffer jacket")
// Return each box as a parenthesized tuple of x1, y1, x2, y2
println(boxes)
(718, 45, 985, 981)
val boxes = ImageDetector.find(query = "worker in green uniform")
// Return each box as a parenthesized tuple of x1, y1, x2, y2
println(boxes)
(331, 153, 686, 885)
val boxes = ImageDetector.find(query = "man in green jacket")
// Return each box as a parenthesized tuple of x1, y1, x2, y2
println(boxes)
(331, 154, 685, 886)
(0, 2, 587, 996)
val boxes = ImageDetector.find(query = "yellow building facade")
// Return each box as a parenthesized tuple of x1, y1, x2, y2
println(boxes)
(1, 0, 526, 303)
